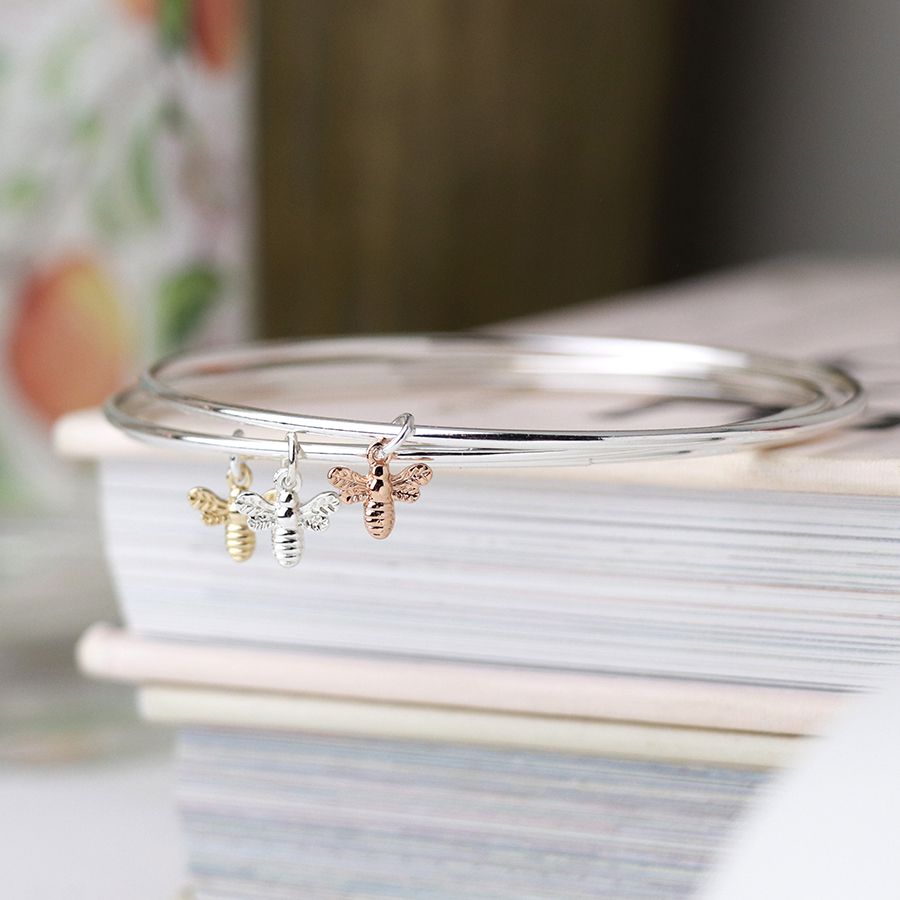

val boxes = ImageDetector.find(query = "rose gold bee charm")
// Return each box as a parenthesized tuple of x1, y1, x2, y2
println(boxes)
(327, 414, 432, 540)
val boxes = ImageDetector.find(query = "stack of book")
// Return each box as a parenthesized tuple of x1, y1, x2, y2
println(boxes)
(59, 261, 900, 898)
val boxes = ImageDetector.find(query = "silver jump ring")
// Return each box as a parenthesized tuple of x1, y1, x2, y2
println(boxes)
(287, 431, 302, 467)
(380, 413, 415, 458)
(229, 429, 246, 481)
(279, 432, 304, 490)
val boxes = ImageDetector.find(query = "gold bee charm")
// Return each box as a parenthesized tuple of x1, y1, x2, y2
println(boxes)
(327, 440, 433, 540)
(188, 462, 271, 562)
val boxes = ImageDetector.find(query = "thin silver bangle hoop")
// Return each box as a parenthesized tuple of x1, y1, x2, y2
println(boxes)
(106, 333, 865, 467)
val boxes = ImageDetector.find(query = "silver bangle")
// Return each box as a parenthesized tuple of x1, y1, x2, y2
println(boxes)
(107, 333, 864, 468)
(107, 333, 864, 557)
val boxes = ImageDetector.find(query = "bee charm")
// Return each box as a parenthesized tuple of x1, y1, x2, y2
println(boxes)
(233, 467, 341, 568)
(327, 440, 433, 540)
(188, 462, 268, 562)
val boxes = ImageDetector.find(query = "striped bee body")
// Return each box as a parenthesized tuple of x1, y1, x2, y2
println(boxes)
(271, 488, 303, 568)
(224, 515, 256, 562)
(363, 460, 395, 540)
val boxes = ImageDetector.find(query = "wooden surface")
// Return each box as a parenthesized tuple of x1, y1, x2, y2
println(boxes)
(256, 1, 680, 336)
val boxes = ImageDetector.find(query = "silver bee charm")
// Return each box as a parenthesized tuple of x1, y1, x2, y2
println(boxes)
(232, 435, 340, 568)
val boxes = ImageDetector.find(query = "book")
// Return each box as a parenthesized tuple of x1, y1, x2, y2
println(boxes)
(79, 623, 839, 738)
(145, 683, 770, 900)
(138, 683, 794, 768)
(58, 261, 900, 694)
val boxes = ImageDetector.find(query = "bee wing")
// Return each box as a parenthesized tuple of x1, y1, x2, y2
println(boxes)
(298, 491, 342, 532)
(392, 482, 420, 503)
(391, 463, 433, 502)
(232, 491, 277, 531)
(327, 466, 368, 504)
(188, 487, 231, 525)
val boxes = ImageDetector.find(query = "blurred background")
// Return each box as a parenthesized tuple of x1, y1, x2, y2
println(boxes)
(258, 1, 900, 334)
(1, 0, 900, 892)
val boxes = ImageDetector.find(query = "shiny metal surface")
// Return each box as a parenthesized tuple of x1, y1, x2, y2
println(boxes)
(187, 462, 259, 563)
(106, 333, 865, 467)
(328, 442, 434, 540)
